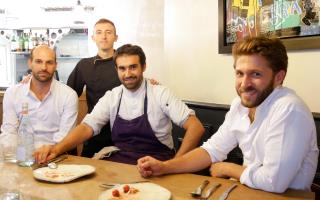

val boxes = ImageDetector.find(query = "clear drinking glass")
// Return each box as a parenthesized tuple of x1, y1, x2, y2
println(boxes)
(0, 144, 4, 162)
(0, 165, 20, 200)
(0, 134, 18, 163)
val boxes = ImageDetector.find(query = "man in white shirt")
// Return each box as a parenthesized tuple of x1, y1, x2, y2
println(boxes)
(34, 44, 204, 165)
(137, 36, 319, 193)
(0, 45, 78, 148)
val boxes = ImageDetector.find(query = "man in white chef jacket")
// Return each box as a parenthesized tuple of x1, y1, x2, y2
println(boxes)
(34, 44, 205, 165)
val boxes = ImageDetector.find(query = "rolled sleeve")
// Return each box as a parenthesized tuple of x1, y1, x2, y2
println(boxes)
(82, 115, 101, 136)
(158, 86, 195, 127)
(82, 91, 113, 136)
(201, 111, 238, 163)
(240, 164, 261, 189)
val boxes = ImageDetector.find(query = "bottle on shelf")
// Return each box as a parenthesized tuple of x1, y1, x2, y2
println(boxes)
(10, 35, 19, 52)
(39, 34, 44, 45)
(18, 33, 24, 52)
(24, 33, 29, 52)
(28, 31, 34, 50)
(16, 102, 35, 167)
(33, 33, 39, 47)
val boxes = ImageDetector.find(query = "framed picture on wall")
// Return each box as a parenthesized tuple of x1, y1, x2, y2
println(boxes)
(218, 0, 320, 54)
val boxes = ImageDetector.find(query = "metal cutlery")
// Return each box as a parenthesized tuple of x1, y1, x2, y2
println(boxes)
(47, 162, 58, 169)
(190, 180, 210, 198)
(99, 180, 150, 189)
(200, 183, 221, 200)
(32, 154, 68, 170)
(218, 184, 237, 200)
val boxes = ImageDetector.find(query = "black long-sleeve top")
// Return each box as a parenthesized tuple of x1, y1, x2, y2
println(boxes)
(67, 55, 121, 113)
(67, 55, 121, 157)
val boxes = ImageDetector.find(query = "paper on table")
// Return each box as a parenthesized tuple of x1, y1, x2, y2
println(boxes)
(92, 146, 120, 160)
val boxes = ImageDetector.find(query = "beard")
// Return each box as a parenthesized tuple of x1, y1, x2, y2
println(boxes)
(121, 76, 143, 91)
(237, 77, 275, 108)
(32, 71, 54, 83)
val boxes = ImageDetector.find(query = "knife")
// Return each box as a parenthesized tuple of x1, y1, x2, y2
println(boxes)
(218, 184, 237, 200)
(32, 154, 68, 170)
(202, 183, 221, 199)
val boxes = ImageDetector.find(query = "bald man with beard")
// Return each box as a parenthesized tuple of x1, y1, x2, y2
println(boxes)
(0, 45, 78, 149)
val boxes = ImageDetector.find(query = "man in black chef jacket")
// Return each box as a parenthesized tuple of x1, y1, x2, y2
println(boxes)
(67, 18, 121, 157)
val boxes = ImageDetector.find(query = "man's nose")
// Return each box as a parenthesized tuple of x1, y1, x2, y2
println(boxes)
(40, 63, 48, 71)
(241, 75, 252, 88)
(124, 68, 132, 77)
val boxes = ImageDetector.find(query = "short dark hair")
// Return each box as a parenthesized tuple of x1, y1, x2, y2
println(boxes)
(113, 44, 146, 67)
(94, 18, 117, 34)
(232, 36, 288, 73)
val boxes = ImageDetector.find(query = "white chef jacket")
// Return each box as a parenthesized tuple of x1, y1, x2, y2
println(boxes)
(202, 86, 318, 193)
(0, 79, 78, 148)
(83, 79, 194, 149)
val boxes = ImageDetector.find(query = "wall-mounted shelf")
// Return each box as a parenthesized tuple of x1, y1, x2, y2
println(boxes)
(57, 56, 84, 59)
(10, 51, 30, 55)
(11, 52, 85, 59)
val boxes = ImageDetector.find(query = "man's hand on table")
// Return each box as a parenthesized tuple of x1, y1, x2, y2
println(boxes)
(210, 162, 246, 180)
(33, 145, 59, 164)
(137, 156, 166, 177)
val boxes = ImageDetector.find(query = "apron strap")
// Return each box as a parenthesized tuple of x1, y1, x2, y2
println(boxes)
(143, 81, 148, 114)
(116, 89, 123, 115)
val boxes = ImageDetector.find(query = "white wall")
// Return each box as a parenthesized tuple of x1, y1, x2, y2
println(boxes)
(87, 0, 165, 82)
(164, 0, 320, 113)
(3, 0, 319, 112)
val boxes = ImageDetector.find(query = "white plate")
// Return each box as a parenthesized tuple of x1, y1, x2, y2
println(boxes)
(99, 182, 171, 200)
(33, 164, 95, 183)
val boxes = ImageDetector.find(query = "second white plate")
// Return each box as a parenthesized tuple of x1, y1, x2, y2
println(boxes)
(33, 164, 95, 183)
(99, 182, 171, 200)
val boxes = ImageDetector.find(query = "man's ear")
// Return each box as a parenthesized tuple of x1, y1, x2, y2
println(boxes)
(27, 59, 32, 70)
(275, 70, 286, 85)
(142, 64, 146, 72)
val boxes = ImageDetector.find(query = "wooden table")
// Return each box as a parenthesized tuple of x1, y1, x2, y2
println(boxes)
(0, 156, 314, 200)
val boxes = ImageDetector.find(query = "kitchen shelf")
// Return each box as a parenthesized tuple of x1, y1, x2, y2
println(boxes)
(10, 52, 84, 59)
(57, 56, 83, 59)
(10, 51, 30, 55)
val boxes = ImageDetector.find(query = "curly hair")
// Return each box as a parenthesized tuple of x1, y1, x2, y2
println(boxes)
(232, 36, 288, 73)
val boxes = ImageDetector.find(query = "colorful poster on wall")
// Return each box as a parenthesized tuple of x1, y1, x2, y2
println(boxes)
(225, 0, 320, 45)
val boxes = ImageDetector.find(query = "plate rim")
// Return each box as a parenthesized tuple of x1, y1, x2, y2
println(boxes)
(98, 182, 171, 200)
(33, 164, 96, 183)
